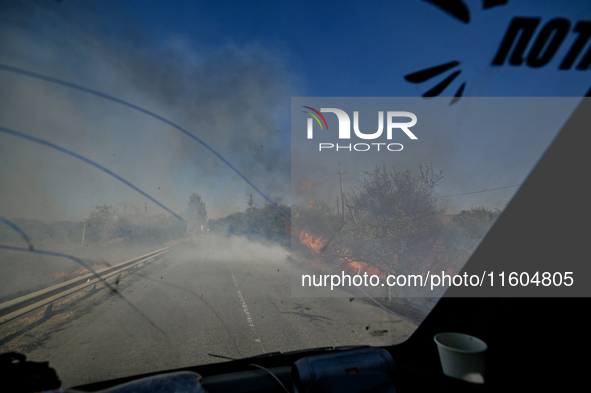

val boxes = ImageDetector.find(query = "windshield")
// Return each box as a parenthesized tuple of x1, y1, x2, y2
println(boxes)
(1, 0, 589, 388)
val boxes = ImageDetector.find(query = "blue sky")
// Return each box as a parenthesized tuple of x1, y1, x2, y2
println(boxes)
(107, 0, 591, 96)
(1, 0, 591, 221)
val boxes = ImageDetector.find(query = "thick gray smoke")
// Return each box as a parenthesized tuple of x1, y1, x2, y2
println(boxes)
(0, 0, 294, 222)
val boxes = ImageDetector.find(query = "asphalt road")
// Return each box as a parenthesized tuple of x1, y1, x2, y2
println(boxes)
(1, 235, 418, 388)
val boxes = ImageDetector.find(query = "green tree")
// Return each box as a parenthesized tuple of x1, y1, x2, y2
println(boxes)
(324, 163, 446, 274)
(246, 203, 291, 241)
(208, 212, 248, 235)
(452, 206, 501, 248)
(86, 204, 120, 242)
(187, 193, 207, 229)
(207, 203, 291, 245)
(454, 207, 500, 235)
(350, 163, 443, 222)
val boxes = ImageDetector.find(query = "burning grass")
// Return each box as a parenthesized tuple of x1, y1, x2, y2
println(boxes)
(52, 268, 92, 280)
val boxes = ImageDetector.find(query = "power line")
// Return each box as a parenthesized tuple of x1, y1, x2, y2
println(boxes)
(439, 184, 522, 198)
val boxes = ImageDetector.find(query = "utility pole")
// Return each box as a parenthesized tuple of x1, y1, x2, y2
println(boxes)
(81, 219, 86, 247)
(336, 196, 340, 217)
(337, 162, 346, 223)
(144, 203, 147, 215)
(247, 194, 253, 211)
(343, 194, 358, 224)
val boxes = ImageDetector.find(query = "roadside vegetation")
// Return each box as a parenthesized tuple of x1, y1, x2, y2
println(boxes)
(295, 164, 501, 278)
(207, 203, 291, 246)
(1, 165, 500, 300)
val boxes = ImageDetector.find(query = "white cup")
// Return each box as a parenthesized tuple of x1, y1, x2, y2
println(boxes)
(434, 332, 487, 384)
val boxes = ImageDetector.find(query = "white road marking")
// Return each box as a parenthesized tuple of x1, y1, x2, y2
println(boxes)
(230, 267, 265, 352)
(237, 289, 255, 327)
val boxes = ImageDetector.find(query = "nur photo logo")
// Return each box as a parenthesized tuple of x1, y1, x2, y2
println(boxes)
(302, 106, 417, 152)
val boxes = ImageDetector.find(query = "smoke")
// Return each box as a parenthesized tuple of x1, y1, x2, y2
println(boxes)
(182, 233, 289, 266)
(0, 0, 295, 223)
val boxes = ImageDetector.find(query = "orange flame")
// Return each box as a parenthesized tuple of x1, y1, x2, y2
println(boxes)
(297, 228, 389, 278)
(297, 226, 458, 282)
(298, 229, 325, 254)
(52, 268, 91, 280)
(301, 182, 313, 191)
(301, 182, 318, 207)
